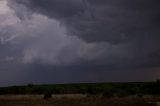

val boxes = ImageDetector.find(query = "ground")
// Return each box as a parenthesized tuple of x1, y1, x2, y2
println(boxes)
(0, 95, 159, 106)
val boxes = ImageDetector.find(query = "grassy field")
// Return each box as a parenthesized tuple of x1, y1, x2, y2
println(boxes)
(0, 95, 159, 106)
(1, 82, 160, 106)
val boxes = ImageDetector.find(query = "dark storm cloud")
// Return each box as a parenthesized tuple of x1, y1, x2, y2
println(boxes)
(0, 0, 160, 86)
(5, 0, 160, 65)
(0, 3, 108, 67)
(7, 0, 160, 44)
(6, 0, 160, 68)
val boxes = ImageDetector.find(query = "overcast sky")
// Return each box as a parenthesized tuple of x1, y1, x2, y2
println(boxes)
(0, 0, 160, 86)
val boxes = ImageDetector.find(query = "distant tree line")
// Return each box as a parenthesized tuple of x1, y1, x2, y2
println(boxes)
(1, 81, 160, 97)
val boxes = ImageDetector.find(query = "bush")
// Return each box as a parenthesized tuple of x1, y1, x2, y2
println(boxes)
(87, 87, 97, 95)
(102, 91, 113, 98)
(43, 92, 52, 100)
(137, 93, 143, 98)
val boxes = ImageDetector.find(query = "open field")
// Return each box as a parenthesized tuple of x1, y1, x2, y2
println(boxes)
(0, 95, 159, 106)
(1, 82, 160, 106)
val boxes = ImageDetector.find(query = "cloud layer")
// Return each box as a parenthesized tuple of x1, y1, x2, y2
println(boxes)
(0, 0, 160, 86)
(8, 0, 160, 43)
(6, 0, 160, 68)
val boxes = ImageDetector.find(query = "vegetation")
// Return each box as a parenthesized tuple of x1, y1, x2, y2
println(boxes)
(0, 81, 160, 105)
(43, 92, 52, 100)
(0, 95, 158, 106)
(1, 81, 160, 96)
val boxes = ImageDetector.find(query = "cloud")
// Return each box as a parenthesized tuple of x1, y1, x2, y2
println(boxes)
(21, 14, 109, 65)
(9, 0, 160, 67)
(6, 0, 160, 68)
(0, 0, 160, 85)
(0, 2, 109, 66)
(7, 0, 160, 44)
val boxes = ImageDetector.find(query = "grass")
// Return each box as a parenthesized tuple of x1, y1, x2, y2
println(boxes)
(1, 82, 160, 106)
(0, 95, 158, 106)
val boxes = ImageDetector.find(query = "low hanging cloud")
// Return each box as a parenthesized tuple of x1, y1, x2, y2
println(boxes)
(6, 0, 160, 69)
(0, 1, 115, 66)
(7, 0, 160, 44)
(21, 15, 109, 65)
(0, 0, 160, 86)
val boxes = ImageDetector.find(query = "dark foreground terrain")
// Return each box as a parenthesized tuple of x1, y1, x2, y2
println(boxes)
(0, 95, 159, 106)
(1, 82, 160, 106)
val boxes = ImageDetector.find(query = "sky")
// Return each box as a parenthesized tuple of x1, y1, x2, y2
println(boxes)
(0, 0, 160, 86)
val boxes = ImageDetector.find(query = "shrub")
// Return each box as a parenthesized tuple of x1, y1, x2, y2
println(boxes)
(87, 87, 97, 95)
(102, 91, 113, 98)
(137, 93, 143, 98)
(43, 92, 52, 100)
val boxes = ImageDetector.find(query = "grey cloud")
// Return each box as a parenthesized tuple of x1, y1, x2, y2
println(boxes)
(19, 15, 110, 65)
(5, 0, 160, 68)
(0, 6, 109, 66)
(7, 0, 160, 44)
(0, 0, 160, 86)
